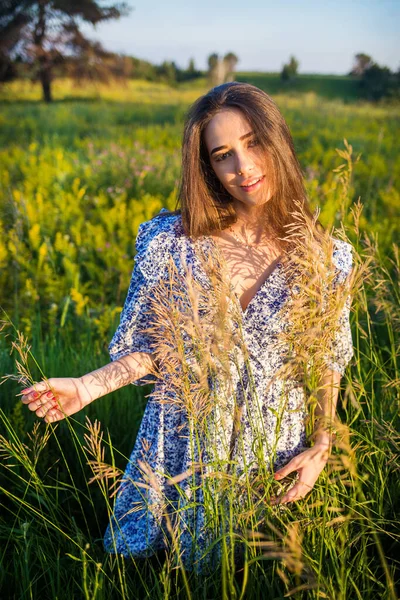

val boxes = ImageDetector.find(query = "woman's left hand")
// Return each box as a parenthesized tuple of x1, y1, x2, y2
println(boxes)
(270, 443, 331, 505)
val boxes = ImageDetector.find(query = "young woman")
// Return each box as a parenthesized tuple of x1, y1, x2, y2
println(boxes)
(19, 82, 354, 571)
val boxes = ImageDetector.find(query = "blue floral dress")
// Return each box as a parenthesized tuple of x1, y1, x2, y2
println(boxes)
(103, 208, 354, 572)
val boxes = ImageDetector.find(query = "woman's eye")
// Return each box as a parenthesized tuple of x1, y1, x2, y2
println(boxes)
(215, 152, 230, 162)
(214, 139, 258, 162)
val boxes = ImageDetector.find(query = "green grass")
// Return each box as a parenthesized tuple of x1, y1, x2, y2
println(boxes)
(236, 72, 364, 102)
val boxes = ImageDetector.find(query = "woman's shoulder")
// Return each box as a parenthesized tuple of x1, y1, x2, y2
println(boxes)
(134, 208, 186, 285)
(136, 208, 183, 253)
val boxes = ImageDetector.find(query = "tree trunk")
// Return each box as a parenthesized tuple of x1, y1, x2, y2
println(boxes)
(39, 64, 52, 102)
(35, 2, 52, 102)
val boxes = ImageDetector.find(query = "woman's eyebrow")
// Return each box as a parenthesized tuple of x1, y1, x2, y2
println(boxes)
(210, 131, 254, 156)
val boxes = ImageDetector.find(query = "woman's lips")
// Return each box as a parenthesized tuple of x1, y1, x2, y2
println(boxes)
(240, 175, 265, 193)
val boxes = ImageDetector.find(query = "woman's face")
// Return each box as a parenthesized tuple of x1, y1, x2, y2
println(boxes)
(203, 107, 274, 209)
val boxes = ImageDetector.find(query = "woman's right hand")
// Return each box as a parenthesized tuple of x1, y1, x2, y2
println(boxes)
(19, 377, 94, 423)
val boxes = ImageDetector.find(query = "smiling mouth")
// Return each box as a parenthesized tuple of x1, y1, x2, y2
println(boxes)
(240, 175, 265, 189)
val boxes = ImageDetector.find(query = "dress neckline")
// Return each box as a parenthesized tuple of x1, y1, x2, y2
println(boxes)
(203, 233, 283, 316)
(170, 211, 284, 316)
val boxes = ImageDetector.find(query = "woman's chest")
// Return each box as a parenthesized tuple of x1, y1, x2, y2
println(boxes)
(209, 239, 283, 313)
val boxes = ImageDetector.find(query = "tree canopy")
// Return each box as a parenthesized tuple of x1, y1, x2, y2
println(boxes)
(281, 55, 299, 82)
(207, 52, 239, 86)
(350, 53, 374, 76)
(350, 53, 400, 101)
(0, 0, 131, 101)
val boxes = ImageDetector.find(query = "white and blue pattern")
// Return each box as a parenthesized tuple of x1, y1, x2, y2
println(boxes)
(103, 208, 354, 572)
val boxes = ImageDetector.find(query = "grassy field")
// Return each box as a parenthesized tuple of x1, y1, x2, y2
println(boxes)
(235, 72, 364, 102)
(0, 77, 399, 598)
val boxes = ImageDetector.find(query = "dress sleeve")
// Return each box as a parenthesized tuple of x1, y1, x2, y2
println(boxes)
(108, 217, 168, 386)
(322, 239, 355, 377)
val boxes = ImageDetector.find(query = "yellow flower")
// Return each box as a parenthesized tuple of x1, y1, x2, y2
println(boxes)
(70, 287, 89, 317)
(28, 224, 41, 250)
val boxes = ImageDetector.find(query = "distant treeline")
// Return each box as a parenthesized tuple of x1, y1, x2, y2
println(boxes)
(4, 50, 400, 104)
(4, 53, 204, 87)
(348, 53, 400, 102)
(98, 54, 204, 85)
(276, 53, 400, 103)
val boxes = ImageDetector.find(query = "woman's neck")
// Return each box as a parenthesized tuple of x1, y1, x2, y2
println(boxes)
(231, 202, 270, 240)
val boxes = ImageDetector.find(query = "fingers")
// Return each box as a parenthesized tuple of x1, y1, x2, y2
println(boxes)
(270, 480, 312, 506)
(43, 408, 64, 423)
(22, 389, 53, 411)
(19, 381, 63, 422)
(32, 396, 64, 422)
(274, 457, 300, 480)
(35, 394, 59, 418)
(18, 381, 66, 424)
(20, 381, 50, 407)
(20, 381, 50, 398)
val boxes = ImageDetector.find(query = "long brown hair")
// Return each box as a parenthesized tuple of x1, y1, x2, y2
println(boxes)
(173, 81, 325, 254)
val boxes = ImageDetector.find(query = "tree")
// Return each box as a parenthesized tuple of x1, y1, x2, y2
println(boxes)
(359, 63, 400, 101)
(155, 60, 178, 85)
(207, 52, 239, 86)
(187, 57, 196, 75)
(174, 58, 202, 83)
(281, 64, 291, 82)
(350, 53, 374, 76)
(0, 1, 131, 102)
(223, 52, 239, 82)
(207, 53, 222, 86)
(281, 55, 299, 82)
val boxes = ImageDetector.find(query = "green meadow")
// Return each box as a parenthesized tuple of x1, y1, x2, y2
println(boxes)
(236, 72, 363, 102)
(0, 77, 399, 598)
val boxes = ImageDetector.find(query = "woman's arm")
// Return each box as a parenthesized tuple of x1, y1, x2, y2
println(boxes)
(311, 368, 342, 447)
(19, 351, 156, 423)
(79, 351, 156, 402)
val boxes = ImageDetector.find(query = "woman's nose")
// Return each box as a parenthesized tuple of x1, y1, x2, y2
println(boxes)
(235, 150, 255, 176)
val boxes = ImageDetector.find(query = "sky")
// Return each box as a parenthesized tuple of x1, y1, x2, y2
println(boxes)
(80, 0, 399, 75)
